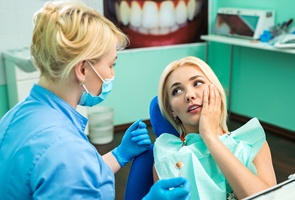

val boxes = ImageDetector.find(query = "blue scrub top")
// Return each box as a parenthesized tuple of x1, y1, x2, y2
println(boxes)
(0, 84, 115, 199)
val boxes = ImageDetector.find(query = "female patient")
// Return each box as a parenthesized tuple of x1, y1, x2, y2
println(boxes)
(153, 56, 276, 199)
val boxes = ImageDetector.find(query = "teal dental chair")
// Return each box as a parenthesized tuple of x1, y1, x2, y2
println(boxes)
(124, 96, 178, 200)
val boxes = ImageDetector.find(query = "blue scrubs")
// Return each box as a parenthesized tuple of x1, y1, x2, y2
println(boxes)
(0, 84, 115, 199)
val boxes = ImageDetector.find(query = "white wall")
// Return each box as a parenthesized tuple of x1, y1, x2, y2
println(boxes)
(0, 0, 103, 85)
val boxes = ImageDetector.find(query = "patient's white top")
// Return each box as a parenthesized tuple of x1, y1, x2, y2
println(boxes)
(154, 118, 265, 200)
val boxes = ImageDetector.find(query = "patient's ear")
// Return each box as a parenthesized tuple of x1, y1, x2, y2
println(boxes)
(170, 107, 177, 119)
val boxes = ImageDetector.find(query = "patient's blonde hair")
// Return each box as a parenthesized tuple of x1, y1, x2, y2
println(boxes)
(30, 0, 129, 82)
(158, 56, 228, 135)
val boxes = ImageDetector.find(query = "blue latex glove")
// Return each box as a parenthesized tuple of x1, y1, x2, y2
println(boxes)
(260, 30, 272, 42)
(143, 177, 191, 200)
(112, 119, 151, 167)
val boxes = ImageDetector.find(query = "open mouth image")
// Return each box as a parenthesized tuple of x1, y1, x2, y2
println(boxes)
(104, 0, 208, 48)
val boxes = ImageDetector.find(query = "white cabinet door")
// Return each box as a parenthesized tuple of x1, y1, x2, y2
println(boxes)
(14, 70, 89, 135)
(17, 78, 38, 102)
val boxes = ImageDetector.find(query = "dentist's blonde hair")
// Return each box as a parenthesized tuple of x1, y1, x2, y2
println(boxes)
(30, 0, 129, 82)
(158, 56, 228, 135)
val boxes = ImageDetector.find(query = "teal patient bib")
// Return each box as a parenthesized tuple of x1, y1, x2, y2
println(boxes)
(154, 118, 265, 200)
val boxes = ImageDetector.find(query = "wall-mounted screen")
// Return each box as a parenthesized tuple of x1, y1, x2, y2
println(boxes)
(214, 13, 259, 38)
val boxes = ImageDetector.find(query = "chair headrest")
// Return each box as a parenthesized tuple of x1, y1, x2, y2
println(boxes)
(149, 96, 179, 137)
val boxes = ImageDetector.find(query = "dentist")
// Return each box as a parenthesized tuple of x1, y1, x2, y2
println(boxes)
(0, 1, 190, 199)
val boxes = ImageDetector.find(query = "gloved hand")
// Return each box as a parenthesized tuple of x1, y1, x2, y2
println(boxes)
(112, 119, 151, 167)
(143, 177, 191, 200)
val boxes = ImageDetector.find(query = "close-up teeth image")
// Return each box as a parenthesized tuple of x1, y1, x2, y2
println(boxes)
(104, 0, 208, 48)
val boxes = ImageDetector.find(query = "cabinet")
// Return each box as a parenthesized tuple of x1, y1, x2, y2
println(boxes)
(201, 35, 295, 112)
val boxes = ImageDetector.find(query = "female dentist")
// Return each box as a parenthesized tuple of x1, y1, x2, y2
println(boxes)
(0, 1, 190, 199)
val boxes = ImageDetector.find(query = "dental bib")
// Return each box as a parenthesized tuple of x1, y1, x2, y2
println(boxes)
(154, 118, 265, 200)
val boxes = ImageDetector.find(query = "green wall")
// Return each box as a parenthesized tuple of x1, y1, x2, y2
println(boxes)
(208, 0, 295, 131)
(231, 48, 295, 131)
(0, 44, 206, 125)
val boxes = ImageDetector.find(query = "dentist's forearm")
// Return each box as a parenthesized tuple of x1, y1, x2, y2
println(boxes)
(102, 151, 121, 173)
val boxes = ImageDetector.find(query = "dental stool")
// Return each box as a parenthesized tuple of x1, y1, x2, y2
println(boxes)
(124, 96, 178, 200)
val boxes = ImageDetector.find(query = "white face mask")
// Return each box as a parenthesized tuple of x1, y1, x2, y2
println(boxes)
(78, 60, 115, 107)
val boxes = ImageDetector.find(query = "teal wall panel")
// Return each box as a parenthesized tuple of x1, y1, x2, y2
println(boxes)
(0, 85, 9, 117)
(99, 44, 206, 125)
(230, 47, 295, 131)
(207, 42, 231, 92)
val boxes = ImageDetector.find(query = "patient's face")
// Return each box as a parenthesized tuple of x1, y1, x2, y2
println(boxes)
(166, 65, 211, 133)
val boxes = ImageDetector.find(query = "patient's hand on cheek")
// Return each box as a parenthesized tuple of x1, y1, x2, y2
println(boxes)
(199, 84, 222, 140)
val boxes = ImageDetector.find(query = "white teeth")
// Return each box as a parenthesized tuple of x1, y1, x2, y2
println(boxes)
(159, 27, 170, 35)
(159, 1, 175, 28)
(194, 1, 202, 16)
(116, 0, 199, 35)
(175, 1, 187, 25)
(189, 106, 199, 111)
(171, 24, 180, 32)
(120, 1, 130, 26)
(149, 27, 175, 35)
(138, 27, 149, 34)
(115, 3, 121, 22)
(130, 1, 142, 27)
(187, 0, 196, 21)
(150, 28, 160, 35)
(142, 1, 158, 29)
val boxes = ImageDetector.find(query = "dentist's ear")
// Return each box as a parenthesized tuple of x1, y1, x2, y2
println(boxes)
(169, 106, 174, 116)
(74, 60, 86, 83)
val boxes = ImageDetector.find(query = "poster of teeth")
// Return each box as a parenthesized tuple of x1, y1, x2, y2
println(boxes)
(104, 0, 208, 49)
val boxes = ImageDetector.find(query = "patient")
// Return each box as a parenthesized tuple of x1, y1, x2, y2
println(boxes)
(153, 56, 277, 199)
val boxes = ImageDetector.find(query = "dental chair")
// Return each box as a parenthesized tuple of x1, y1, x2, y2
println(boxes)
(124, 96, 178, 200)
